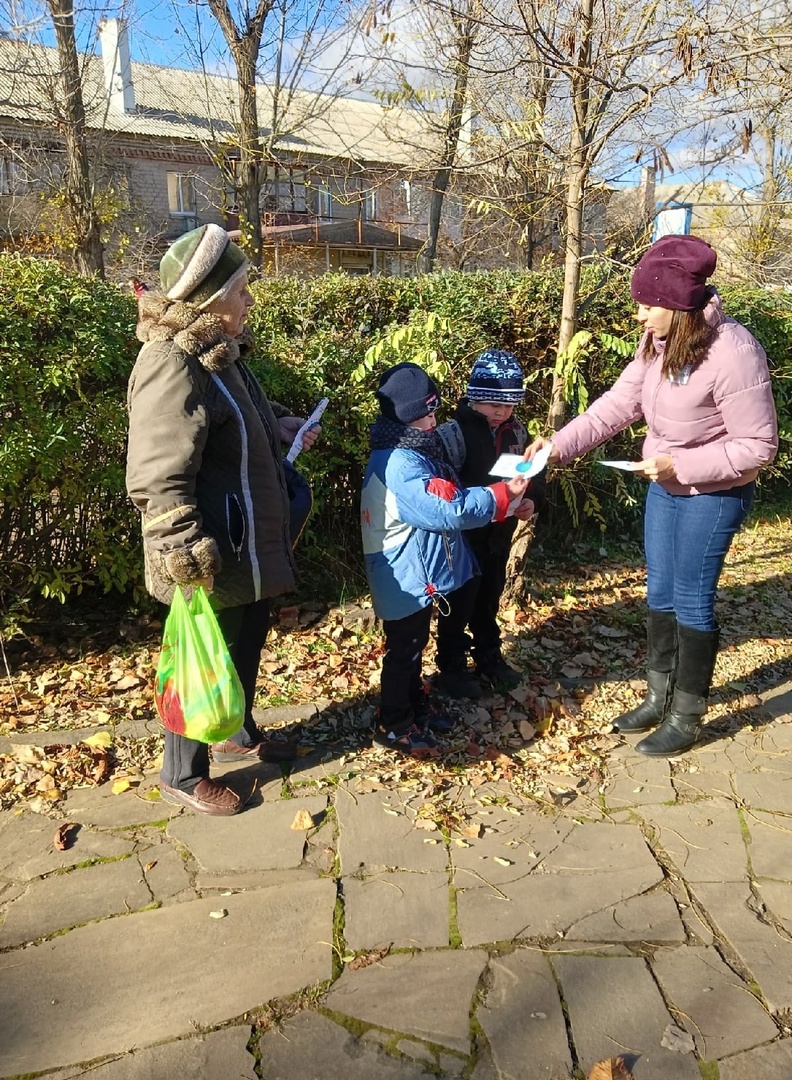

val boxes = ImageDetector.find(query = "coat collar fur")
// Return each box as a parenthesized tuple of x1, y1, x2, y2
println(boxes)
(135, 292, 254, 374)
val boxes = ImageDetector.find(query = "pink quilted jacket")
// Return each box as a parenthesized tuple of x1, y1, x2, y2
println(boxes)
(552, 292, 778, 495)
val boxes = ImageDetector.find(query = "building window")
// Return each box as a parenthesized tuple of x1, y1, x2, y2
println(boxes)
(307, 180, 332, 219)
(0, 156, 19, 196)
(167, 172, 197, 216)
(262, 166, 308, 214)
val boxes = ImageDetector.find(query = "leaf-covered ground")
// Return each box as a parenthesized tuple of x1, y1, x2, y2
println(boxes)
(1, 513, 790, 815)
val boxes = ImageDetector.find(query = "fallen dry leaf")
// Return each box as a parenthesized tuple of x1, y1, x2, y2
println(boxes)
(290, 808, 315, 831)
(348, 943, 392, 970)
(82, 731, 112, 750)
(587, 1057, 634, 1080)
(53, 822, 75, 851)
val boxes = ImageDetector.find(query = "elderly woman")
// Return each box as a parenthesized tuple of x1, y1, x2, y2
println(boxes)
(527, 235, 778, 757)
(126, 224, 317, 815)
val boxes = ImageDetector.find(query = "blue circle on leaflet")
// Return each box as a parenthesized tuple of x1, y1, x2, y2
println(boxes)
(516, 461, 531, 473)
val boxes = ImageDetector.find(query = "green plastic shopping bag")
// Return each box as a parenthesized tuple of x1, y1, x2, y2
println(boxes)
(154, 587, 245, 743)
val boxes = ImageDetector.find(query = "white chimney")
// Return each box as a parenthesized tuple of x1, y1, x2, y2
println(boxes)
(639, 165, 656, 220)
(99, 19, 136, 114)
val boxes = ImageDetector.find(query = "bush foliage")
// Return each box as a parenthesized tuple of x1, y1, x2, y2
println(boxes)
(1, 254, 791, 611)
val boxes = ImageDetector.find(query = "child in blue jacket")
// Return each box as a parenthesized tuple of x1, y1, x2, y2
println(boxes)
(361, 362, 530, 756)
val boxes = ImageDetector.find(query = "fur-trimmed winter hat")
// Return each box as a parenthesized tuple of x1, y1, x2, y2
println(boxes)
(159, 224, 248, 309)
(376, 362, 441, 424)
(630, 234, 717, 311)
(466, 349, 525, 404)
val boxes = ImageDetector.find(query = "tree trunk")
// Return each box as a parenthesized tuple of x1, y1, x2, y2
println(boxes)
(547, 162, 585, 430)
(207, 0, 274, 269)
(547, 0, 593, 431)
(48, 0, 104, 277)
(417, 18, 475, 274)
(235, 48, 263, 267)
(503, 518, 536, 602)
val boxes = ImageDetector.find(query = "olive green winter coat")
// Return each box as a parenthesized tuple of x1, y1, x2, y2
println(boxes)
(126, 293, 295, 609)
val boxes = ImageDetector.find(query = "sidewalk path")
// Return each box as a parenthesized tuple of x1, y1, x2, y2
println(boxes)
(2, 684, 792, 1079)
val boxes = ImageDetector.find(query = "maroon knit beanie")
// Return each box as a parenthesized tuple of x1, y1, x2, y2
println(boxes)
(630, 235, 717, 311)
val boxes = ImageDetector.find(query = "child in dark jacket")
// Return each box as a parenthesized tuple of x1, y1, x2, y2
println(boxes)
(435, 349, 544, 698)
(361, 362, 530, 756)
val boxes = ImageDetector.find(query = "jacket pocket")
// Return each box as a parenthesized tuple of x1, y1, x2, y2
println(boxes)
(442, 531, 454, 572)
(225, 493, 246, 559)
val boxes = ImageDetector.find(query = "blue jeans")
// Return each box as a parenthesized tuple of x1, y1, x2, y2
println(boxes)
(644, 481, 754, 631)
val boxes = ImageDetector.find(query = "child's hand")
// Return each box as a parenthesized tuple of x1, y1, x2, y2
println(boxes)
(505, 474, 530, 499)
(523, 436, 559, 464)
(513, 498, 535, 520)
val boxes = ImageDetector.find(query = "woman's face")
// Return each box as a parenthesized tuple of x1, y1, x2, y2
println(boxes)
(206, 274, 254, 337)
(635, 303, 674, 339)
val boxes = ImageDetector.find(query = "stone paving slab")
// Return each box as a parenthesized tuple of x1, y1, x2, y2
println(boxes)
(672, 764, 736, 801)
(258, 1010, 432, 1079)
(652, 945, 778, 1059)
(723, 726, 792, 771)
(637, 798, 748, 882)
(566, 888, 685, 944)
(540, 821, 659, 874)
(194, 867, 319, 893)
(64, 779, 181, 826)
(552, 954, 701, 1080)
(135, 836, 195, 904)
(167, 794, 328, 872)
(0, 879, 335, 1077)
(343, 870, 450, 949)
(336, 791, 449, 874)
(692, 881, 792, 1012)
(718, 1038, 792, 1080)
(450, 811, 574, 887)
(755, 880, 792, 932)
(0, 811, 135, 881)
(477, 950, 573, 1080)
(454, 824, 663, 944)
(743, 810, 792, 881)
(326, 949, 487, 1053)
(758, 685, 792, 719)
(0, 856, 152, 947)
(734, 771, 792, 814)
(49, 1026, 256, 1079)
(601, 749, 674, 808)
(457, 859, 663, 946)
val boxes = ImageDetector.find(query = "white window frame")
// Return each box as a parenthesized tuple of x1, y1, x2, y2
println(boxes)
(167, 172, 197, 217)
(0, 156, 18, 196)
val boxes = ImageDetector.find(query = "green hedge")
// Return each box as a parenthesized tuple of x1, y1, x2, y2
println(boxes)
(2, 253, 791, 612)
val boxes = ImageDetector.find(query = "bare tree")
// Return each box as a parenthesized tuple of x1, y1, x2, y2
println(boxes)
(416, 0, 478, 273)
(202, 0, 275, 265)
(34, 0, 104, 274)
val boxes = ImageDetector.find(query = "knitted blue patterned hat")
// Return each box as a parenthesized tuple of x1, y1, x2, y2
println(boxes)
(466, 349, 525, 404)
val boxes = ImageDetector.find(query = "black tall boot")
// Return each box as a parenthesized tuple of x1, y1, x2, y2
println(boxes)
(613, 610, 677, 734)
(636, 624, 720, 757)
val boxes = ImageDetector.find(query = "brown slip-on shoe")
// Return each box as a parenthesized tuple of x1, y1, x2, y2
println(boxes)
(160, 778, 242, 816)
(211, 739, 297, 763)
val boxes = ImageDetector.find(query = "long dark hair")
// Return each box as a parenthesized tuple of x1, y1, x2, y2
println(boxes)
(657, 286, 717, 379)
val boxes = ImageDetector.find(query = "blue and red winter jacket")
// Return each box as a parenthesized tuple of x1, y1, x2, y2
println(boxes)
(361, 444, 513, 621)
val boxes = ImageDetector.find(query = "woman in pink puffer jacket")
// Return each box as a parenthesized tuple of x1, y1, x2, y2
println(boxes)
(527, 235, 778, 757)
